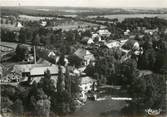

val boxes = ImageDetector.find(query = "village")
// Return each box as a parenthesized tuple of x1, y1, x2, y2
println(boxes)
(0, 7, 167, 117)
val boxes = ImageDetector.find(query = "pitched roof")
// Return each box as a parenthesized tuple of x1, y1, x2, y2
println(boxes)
(13, 64, 48, 74)
(105, 40, 120, 48)
(80, 76, 96, 84)
(12, 64, 63, 76)
(74, 48, 95, 61)
(37, 58, 52, 65)
(122, 39, 139, 50)
(30, 66, 59, 76)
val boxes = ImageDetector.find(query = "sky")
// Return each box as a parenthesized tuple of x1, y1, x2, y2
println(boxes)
(1, 0, 167, 8)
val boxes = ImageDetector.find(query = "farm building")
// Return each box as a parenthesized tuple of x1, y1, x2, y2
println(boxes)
(11, 64, 65, 83)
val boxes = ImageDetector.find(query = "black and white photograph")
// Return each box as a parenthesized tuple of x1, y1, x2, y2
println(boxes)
(0, 0, 167, 117)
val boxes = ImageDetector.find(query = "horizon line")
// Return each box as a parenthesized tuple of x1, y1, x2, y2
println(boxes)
(1, 5, 167, 9)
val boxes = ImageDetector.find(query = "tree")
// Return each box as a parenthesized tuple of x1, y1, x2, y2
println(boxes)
(35, 94, 51, 117)
(38, 69, 56, 96)
(120, 61, 166, 115)
(119, 58, 139, 88)
(5, 19, 9, 24)
(57, 55, 66, 66)
(32, 33, 40, 64)
(57, 66, 65, 93)
(1, 19, 4, 24)
(32, 33, 40, 46)
(1, 97, 13, 109)
(68, 55, 82, 68)
(138, 47, 156, 70)
(19, 28, 27, 43)
(52, 66, 80, 114)
(154, 40, 167, 73)
(93, 56, 116, 85)
(28, 86, 51, 117)
(15, 44, 29, 61)
(65, 67, 71, 95)
(12, 99, 24, 115)
(84, 63, 95, 77)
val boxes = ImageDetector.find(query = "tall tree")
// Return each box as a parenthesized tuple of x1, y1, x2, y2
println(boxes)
(32, 33, 40, 64)
(19, 28, 27, 43)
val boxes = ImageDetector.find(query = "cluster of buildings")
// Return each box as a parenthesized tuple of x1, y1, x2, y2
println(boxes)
(1, 16, 162, 106)
(1, 47, 97, 103)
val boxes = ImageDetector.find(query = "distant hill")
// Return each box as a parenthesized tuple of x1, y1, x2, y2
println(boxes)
(1, 6, 167, 17)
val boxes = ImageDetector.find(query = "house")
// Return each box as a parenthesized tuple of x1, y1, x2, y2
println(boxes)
(16, 22, 23, 28)
(122, 39, 140, 51)
(41, 21, 47, 27)
(79, 76, 97, 93)
(98, 29, 111, 37)
(104, 40, 120, 48)
(74, 48, 95, 66)
(48, 51, 56, 58)
(124, 29, 130, 36)
(81, 37, 92, 45)
(119, 39, 129, 46)
(87, 38, 94, 44)
(144, 28, 158, 35)
(92, 33, 101, 42)
(73, 66, 87, 76)
(79, 76, 97, 102)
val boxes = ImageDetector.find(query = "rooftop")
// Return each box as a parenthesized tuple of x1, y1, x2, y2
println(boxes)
(80, 76, 96, 84)
(74, 48, 95, 61)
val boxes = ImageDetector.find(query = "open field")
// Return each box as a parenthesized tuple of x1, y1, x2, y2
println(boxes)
(51, 21, 98, 31)
(19, 14, 54, 21)
(88, 13, 167, 22)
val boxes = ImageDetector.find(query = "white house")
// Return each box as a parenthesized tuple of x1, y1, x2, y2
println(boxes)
(41, 21, 47, 27)
(144, 28, 158, 34)
(48, 51, 56, 58)
(16, 22, 23, 28)
(105, 40, 120, 48)
(124, 29, 130, 36)
(98, 29, 111, 37)
(79, 76, 97, 93)
(92, 33, 101, 42)
(87, 38, 94, 44)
